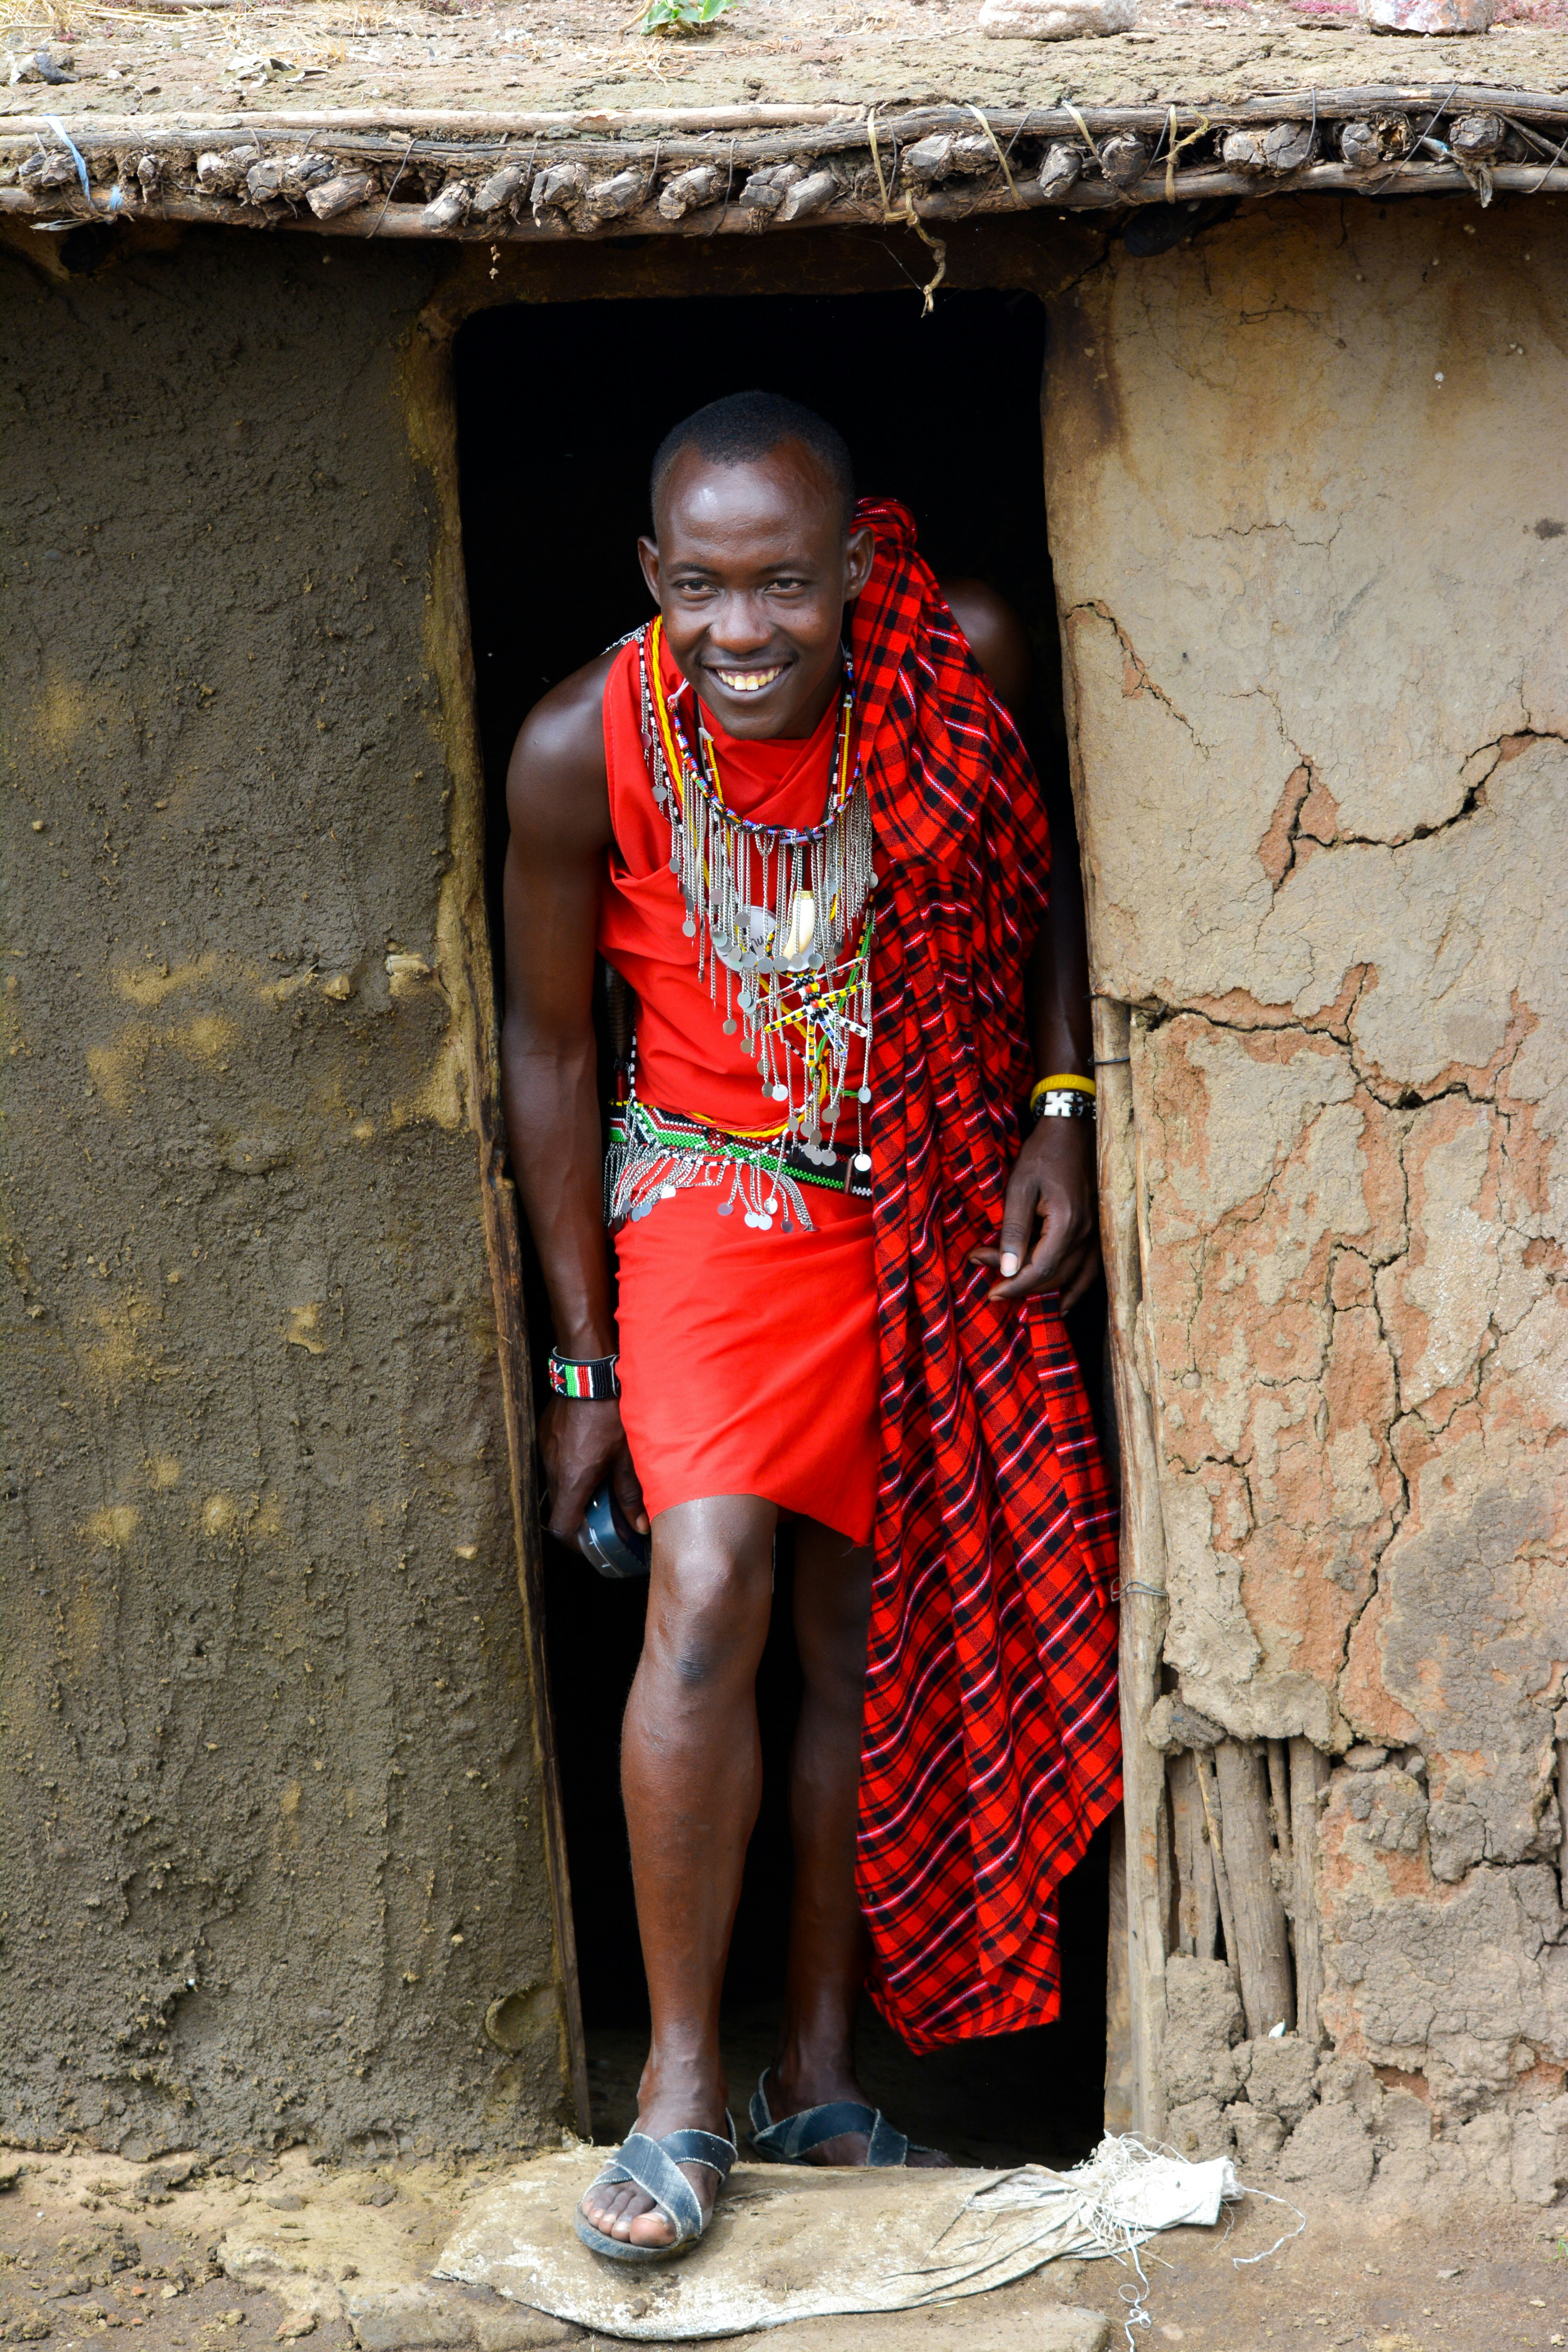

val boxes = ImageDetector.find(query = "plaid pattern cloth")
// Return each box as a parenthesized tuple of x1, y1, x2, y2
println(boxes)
(850, 499, 1122, 2051)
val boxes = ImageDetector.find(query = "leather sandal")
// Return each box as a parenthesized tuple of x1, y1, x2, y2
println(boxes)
(573, 2113, 737, 2263)
(747, 2068, 944, 2166)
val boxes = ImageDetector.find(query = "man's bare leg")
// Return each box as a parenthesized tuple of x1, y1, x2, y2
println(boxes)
(766, 1518, 952, 2167)
(580, 1492, 778, 2249)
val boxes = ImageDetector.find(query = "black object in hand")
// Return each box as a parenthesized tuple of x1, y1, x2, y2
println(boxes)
(577, 1483, 652, 1580)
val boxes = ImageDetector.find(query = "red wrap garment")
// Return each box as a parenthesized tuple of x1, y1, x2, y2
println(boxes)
(597, 501, 1121, 2051)
(599, 633, 879, 1547)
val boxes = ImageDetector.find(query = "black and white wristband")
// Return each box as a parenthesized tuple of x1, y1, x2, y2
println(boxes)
(547, 1348, 621, 1402)
(1032, 1088, 1096, 1122)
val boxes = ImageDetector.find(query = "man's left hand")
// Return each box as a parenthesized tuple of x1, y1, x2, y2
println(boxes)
(968, 1114, 1102, 1312)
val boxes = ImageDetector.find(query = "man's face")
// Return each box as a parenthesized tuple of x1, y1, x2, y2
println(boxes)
(638, 440, 874, 742)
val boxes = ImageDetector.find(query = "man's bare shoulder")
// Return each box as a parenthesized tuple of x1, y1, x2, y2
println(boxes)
(939, 577, 1029, 717)
(506, 647, 620, 848)
(512, 648, 619, 779)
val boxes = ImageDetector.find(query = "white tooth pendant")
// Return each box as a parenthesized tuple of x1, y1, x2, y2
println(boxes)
(781, 889, 816, 959)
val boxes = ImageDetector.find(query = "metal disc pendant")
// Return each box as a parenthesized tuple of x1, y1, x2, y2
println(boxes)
(853, 1151, 871, 1172)
(723, 1019, 737, 1035)
(858, 1087, 872, 1104)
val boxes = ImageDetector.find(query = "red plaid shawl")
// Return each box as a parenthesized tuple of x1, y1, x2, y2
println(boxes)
(850, 499, 1121, 2051)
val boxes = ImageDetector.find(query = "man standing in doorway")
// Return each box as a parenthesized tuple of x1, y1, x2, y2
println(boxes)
(501, 393, 1119, 2262)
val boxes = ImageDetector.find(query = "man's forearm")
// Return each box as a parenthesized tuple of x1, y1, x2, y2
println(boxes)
(1025, 839, 1093, 1083)
(976, 831, 1100, 1308)
(501, 1027, 616, 1358)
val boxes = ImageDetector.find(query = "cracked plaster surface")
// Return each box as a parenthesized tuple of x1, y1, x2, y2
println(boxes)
(1045, 200, 1568, 2118)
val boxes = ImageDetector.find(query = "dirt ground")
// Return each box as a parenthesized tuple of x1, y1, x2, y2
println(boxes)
(6, 2128, 1568, 2352)
(2, 0, 1568, 140)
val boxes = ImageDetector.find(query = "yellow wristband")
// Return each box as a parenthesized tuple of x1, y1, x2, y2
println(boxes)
(1030, 1073, 1097, 1111)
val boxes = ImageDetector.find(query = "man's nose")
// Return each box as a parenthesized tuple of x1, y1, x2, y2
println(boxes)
(705, 592, 774, 655)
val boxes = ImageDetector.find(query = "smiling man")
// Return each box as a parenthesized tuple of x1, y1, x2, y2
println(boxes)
(500, 392, 1120, 2263)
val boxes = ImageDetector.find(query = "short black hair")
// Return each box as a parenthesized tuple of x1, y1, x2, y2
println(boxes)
(650, 392, 855, 533)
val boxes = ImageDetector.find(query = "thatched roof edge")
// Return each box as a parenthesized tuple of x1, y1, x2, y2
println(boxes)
(3, 87, 1563, 238)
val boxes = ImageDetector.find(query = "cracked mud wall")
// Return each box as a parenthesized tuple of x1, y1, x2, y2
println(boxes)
(0, 227, 573, 2156)
(1046, 199, 1568, 2196)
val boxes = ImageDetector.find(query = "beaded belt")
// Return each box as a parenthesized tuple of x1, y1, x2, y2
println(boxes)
(605, 1094, 871, 1236)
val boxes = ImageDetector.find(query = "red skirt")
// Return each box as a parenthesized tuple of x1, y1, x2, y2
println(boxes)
(614, 1183, 878, 1545)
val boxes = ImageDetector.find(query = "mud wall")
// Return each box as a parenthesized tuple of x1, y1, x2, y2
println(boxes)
(0, 226, 573, 2157)
(1049, 198, 1568, 2200)
(5, 189, 1564, 2194)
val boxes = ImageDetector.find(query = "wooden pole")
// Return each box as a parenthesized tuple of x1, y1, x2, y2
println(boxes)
(1266, 1737, 1293, 1882)
(1213, 1741, 1295, 2039)
(1194, 1746, 1241, 1991)
(1103, 1808, 1134, 2137)
(2, 85, 1563, 148)
(1170, 1751, 1197, 1956)
(1290, 1737, 1332, 2048)
(1169, 1748, 1220, 1962)
(1093, 996, 1170, 2140)
(8, 159, 1566, 243)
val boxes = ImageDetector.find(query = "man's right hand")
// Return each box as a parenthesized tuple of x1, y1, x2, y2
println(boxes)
(540, 1395, 649, 1545)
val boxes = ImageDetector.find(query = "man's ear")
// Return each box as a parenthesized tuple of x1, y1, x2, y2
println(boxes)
(637, 534, 661, 606)
(843, 524, 876, 603)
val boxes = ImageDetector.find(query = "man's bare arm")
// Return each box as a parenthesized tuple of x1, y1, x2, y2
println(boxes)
(944, 578, 1102, 1315)
(499, 652, 646, 1539)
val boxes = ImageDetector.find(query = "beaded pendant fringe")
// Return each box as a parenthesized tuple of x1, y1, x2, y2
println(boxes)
(605, 1097, 813, 1236)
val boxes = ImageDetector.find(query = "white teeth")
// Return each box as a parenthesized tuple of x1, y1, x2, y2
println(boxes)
(714, 667, 782, 695)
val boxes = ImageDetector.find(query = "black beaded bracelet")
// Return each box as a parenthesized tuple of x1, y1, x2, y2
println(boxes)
(547, 1348, 621, 1402)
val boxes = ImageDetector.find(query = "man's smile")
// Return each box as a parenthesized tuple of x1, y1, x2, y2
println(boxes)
(708, 662, 787, 696)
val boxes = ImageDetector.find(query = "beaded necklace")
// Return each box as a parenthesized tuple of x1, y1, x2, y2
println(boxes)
(638, 618, 876, 1165)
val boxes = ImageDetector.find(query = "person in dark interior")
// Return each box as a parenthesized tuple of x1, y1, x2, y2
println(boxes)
(500, 391, 1120, 2263)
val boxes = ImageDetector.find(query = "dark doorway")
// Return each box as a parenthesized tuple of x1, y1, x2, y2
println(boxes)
(454, 285, 1111, 2168)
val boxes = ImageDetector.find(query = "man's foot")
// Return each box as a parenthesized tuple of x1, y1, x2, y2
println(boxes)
(579, 2091, 733, 2249)
(757, 2062, 953, 2168)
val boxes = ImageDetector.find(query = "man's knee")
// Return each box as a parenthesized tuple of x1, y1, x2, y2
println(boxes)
(648, 1533, 772, 1690)
(795, 1537, 873, 1693)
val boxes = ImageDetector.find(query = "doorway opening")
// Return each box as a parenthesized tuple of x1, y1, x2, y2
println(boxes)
(455, 284, 1111, 2169)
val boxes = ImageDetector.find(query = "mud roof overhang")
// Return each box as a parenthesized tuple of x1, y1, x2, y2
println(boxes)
(3, 42, 1568, 246)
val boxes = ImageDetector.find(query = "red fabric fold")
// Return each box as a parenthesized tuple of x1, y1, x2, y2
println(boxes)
(849, 497, 1122, 2051)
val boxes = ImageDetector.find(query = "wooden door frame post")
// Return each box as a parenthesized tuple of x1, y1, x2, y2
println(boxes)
(1094, 996, 1170, 2140)
(406, 301, 592, 2138)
